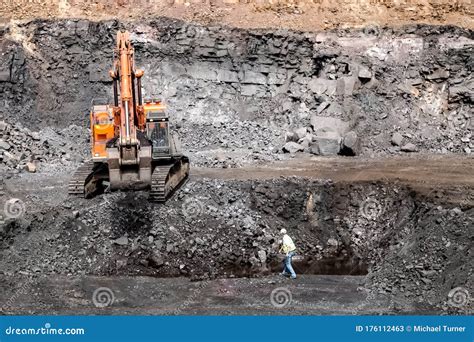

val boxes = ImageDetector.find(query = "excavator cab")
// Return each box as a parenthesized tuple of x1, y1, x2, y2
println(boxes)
(148, 120, 170, 156)
(90, 104, 115, 162)
(144, 100, 172, 159)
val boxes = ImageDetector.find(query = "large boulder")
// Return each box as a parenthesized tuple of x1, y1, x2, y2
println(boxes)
(298, 134, 314, 149)
(391, 132, 404, 146)
(294, 127, 308, 140)
(0, 139, 11, 150)
(25, 162, 36, 173)
(341, 131, 360, 156)
(310, 115, 350, 136)
(285, 131, 298, 142)
(401, 143, 417, 152)
(358, 67, 372, 81)
(307, 78, 327, 95)
(310, 131, 342, 155)
(282, 142, 304, 154)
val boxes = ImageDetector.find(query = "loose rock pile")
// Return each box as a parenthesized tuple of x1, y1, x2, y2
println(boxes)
(0, 120, 87, 175)
(283, 114, 359, 156)
(367, 204, 473, 313)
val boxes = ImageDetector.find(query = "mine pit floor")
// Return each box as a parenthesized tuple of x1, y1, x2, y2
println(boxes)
(0, 274, 426, 315)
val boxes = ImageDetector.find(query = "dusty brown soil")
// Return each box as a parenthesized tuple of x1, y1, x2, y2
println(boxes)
(195, 155, 474, 205)
(0, 0, 472, 30)
(8, 155, 474, 205)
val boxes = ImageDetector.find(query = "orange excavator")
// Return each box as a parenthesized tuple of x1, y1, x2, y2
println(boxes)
(69, 31, 189, 201)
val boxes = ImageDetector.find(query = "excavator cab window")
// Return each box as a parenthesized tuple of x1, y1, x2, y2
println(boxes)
(148, 121, 169, 148)
(95, 115, 111, 125)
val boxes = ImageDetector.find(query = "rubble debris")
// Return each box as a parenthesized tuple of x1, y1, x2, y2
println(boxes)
(391, 132, 404, 146)
(25, 162, 36, 173)
(282, 141, 304, 153)
(401, 143, 417, 152)
(0, 120, 86, 175)
(341, 131, 360, 156)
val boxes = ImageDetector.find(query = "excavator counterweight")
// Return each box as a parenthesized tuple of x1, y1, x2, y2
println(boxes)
(69, 31, 189, 201)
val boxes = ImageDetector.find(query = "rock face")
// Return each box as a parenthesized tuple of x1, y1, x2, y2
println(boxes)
(0, 20, 472, 167)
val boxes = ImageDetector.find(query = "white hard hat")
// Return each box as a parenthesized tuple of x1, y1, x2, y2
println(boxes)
(280, 229, 287, 235)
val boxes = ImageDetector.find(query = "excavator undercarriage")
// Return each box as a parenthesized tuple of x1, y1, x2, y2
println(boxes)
(69, 31, 189, 202)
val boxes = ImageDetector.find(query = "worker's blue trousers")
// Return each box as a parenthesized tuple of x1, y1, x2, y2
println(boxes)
(282, 251, 296, 278)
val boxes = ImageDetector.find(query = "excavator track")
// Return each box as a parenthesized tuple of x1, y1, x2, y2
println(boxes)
(150, 157, 190, 202)
(68, 161, 106, 198)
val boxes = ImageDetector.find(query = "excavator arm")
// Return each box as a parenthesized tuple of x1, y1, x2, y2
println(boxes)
(109, 31, 146, 164)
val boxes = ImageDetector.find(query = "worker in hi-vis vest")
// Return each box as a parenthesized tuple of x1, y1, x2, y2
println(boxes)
(279, 229, 297, 279)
